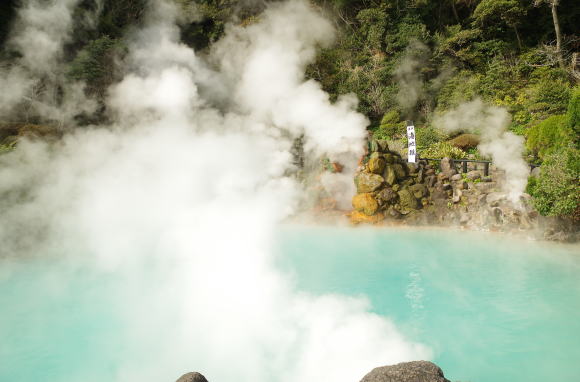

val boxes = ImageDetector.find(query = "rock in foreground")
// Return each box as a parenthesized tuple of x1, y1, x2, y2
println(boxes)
(176, 372, 209, 382)
(359, 361, 451, 382)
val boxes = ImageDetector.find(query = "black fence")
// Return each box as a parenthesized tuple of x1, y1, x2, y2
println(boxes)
(418, 157, 539, 176)
(420, 158, 492, 176)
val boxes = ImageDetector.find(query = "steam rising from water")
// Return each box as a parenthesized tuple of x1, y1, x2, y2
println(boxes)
(0, 1, 431, 380)
(434, 99, 528, 203)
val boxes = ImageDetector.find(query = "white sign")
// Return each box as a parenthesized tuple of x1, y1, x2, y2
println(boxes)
(407, 124, 416, 163)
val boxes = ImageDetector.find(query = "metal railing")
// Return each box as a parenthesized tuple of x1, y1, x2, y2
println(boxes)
(419, 158, 492, 176)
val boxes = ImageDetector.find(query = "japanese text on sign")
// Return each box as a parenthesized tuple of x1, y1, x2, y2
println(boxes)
(407, 123, 416, 163)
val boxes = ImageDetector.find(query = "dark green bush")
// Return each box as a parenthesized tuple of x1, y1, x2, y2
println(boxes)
(372, 110, 405, 139)
(566, 87, 580, 138)
(526, 115, 568, 159)
(415, 126, 447, 150)
(527, 145, 580, 220)
(68, 36, 121, 95)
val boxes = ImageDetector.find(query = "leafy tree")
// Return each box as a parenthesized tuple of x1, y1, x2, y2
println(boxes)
(533, 0, 564, 68)
(472, 0, 526, 49)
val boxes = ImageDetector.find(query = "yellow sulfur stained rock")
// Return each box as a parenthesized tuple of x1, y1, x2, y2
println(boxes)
(368, 154, 386, 174)
(352, 193, 379, 216)
(349, 211, 385, 225)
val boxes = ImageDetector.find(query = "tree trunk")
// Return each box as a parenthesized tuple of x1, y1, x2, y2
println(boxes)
(513, 25, 522, 51)
(551, 2, 564, 68)
(451, 1, 460, 24)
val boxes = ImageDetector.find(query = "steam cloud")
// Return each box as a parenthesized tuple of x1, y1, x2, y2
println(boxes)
(434, 99, 529, 203)
(393, 40, 429, 116)
(0, 0, 96, 123)
(0, 1, 431, 381)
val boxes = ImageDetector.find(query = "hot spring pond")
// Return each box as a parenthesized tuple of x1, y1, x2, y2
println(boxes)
(1, 227, 579, 382)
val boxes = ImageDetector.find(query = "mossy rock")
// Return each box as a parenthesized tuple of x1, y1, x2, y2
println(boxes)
(398, 188, 421, 210)
(383, 165, 397, 186)
(448, 133, 480, 150)
(393, 163, 407, 180)
(368, 152, 386, 174)
(410, 183, 429, 199)
(355, 172, 385, 193)
(370, 139, 390, 153)
(376, 187, 398, 205)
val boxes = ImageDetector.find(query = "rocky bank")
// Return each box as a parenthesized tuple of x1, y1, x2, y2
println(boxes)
(177, 361, 451, 382)
(347, 139, 579, 242)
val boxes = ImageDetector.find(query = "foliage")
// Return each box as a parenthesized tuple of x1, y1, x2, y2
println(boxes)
(435, 71, 479, 110)
(0, 0, 15, 47)
(527, 146, 580, 220)
(526, 115, 569, 159)
(527, 88, 579, 160)
(420, 142, 467, 159)
(526, 76, 571, 117)
(68, 36, 122, 95)
(566, 87, 580, 138)
(472, 0, 526, 28)
(372, 110, 405, 139)
(0, 141, 16, 155)
(97, 0, 147, 38)
(414, 126, 447, 150)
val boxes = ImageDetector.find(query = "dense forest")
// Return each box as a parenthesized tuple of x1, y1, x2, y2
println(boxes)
(0, 0, 578, 220)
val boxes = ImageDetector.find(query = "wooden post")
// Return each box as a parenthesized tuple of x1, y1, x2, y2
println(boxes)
(462, 161, 467, 173)
(484, 162, 489, 177)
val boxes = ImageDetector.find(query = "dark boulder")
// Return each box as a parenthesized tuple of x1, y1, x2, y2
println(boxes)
(376, 187, 398, 205)
(370, 139, 390, 153)
(359, 361, 451, 382)
(398, 188, 420, 211)
(176, 372, 209, 382)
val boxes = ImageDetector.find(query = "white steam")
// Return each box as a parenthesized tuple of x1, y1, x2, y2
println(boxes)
(0, 0, 96, 123)
(393, 40, 429, 115)
(0, 1, 431, 381)
(210, 0, 368, 208)
(434, 99, 529, 203)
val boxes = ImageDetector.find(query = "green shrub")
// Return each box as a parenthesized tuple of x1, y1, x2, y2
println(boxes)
(526, 77, 571, 117)
(566, 87, 580, 138)
(68, 36, 122, 94)
(420, 142, 467, 159)
(414, 126, 447, 150)
(527, 146, 580, 220)
(435, 71, 480, 110)
(373, 110, 405, 139)
(526, 115, 569, 159)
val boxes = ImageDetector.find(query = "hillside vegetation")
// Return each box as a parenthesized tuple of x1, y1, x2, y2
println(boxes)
(0, 0, 578, 219)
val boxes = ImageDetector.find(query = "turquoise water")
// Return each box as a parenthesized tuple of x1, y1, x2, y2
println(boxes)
(1, 227, 579, 382)
(277, 227, 580, 382)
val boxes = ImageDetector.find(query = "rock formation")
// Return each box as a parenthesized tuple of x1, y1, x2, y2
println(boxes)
(176, 362, 452, 382)
(349, 139, 539, 233)
(349, 139, 435, 224)
(176, 372, 209, 382)
(359, 361, 451, 382)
